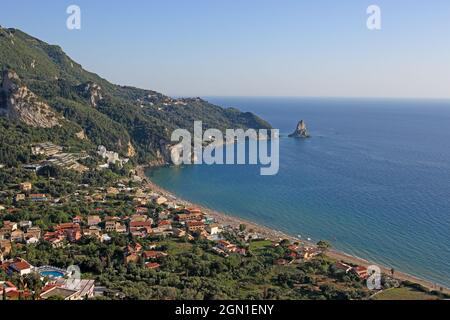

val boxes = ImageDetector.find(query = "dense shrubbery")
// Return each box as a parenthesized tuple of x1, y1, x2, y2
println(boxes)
(0, 117, 93, 166)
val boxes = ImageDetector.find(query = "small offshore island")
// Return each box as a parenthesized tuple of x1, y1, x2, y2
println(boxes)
(289, 120, 311, 138)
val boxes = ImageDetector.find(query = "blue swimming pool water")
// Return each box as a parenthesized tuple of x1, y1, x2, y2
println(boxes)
(40, 270, 65, 278)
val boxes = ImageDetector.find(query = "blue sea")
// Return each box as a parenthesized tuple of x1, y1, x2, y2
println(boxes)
(148, 97, 450, 288)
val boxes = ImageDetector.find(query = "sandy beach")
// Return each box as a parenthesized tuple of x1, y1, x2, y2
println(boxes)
(137, 166, 449, 294)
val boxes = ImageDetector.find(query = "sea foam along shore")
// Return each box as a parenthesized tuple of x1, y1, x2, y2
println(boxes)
(136, 165, 450, 295)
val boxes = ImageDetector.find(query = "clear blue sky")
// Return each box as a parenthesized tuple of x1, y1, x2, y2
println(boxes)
(1, 0, 449, 98)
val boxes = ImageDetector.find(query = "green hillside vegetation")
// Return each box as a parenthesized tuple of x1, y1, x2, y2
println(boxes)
(373, 286, 441, 300)
(0, 117, 92, 166)
(0, 27, 271, 164)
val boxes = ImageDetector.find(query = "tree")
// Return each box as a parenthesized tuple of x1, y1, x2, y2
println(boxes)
(280, 239, 290, 248)
(239, 224, 247, 232)
(317, 240, 331, 252)
(23, 273, 43, 300)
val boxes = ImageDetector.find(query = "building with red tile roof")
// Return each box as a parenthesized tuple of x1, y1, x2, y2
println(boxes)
(0, 281, 17, 294)
(184, 207, 202, 214)
(55, 223, 81, 231)
(176, 213, 203, 222)
(186, 221, 205, 232)
(87, 215, 102, 226)
(145, 262, 160, 270)
(7, 258, 33, 276)
(142, 250, 167, 260)
(352, 266, 369, 280)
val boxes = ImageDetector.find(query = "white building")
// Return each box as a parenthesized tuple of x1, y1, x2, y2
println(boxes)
(9, 259, 34, 276)
(206, 224, 221, 235)
(97, 145, 129, 167)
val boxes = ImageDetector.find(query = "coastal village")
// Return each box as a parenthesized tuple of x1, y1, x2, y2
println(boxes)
(0, 179, 333, 299)
(0, 142, 447, 300)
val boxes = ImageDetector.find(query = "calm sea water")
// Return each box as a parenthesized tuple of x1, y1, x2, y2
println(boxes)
(148, 97, 450, 288)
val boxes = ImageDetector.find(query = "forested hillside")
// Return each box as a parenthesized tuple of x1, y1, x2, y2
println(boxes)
(0, 27, 271, 165)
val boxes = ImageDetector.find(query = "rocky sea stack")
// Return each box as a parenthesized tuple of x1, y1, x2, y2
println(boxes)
(289, 120, 310, 138)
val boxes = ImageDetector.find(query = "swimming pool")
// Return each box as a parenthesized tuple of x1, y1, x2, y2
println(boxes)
(39, 270, 65, 278)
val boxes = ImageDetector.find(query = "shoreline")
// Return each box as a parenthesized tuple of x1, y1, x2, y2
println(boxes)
(136, 165, 450, 294)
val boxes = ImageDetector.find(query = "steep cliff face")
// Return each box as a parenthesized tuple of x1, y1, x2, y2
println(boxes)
(76, 130, 88, 140)
(127, 141, 137, 158)
(0, 70, 61, 128)
(289, 120, 310, 138)
(78, 82, 103, 107)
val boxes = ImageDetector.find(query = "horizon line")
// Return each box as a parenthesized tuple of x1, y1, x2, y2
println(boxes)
(188, 95, 450, 102)
(4, 26, 450, 103)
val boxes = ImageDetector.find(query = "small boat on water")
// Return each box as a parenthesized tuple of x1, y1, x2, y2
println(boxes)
(307, 237, 312, 241)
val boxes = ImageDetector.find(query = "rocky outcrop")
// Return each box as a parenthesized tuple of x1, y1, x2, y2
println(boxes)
(79, 82, 103, 107)
(76, 130, 88, 140)
(127, 142, 137, 158)
(144, 139, 177, 166)
(289, 120, 310, 138)
(0, 69, 61, 128)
